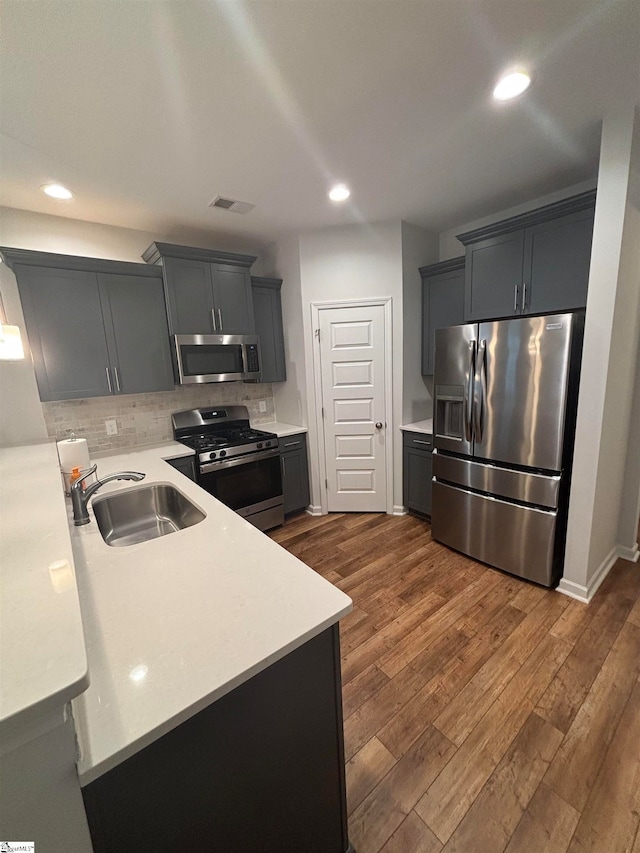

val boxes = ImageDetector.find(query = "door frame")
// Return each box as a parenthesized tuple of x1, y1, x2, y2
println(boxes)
(311, 297, 394, 515)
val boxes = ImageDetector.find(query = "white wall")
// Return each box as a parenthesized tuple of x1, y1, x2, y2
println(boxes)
(0, 206, 264, 447)
(561, 106, 640, 600)
(401, 222, 439, 424)
(263, 234, 307, 428)
(297, 222, 404, 512)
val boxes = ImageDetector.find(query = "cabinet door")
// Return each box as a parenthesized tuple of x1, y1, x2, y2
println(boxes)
(163, 257, 215, 335)
(15, 265, 112, 401)
(279, 435, 310, 515)
(252, 281, 286, 382)
(523, 209, 594, 315)
(464, 230, 524, 321)
(422, 268, 465, 375)
(403, 440, 433, 516)
(211, 264, 255, 334)
(98, 273, 175, 394)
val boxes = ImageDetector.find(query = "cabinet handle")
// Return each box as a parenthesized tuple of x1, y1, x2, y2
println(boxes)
(281, 457, 285, 476)
(513, 283, 519, 312)
(105, 367, 113, 393)
(211, 309, 217, 331)
(114, 366, 121, 392)
(414, 439, 431, 445)
(522, 281, 527, 312)
(218, 308, 223, 330)
(283, 440, 301, 447)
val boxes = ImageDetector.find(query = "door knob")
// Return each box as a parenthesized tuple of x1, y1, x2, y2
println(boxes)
(375, 422, 383, 429)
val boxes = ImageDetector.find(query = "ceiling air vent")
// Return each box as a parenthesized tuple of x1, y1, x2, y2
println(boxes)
(209, 196, 255, 215)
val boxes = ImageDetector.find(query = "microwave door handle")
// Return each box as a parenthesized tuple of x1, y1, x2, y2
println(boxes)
(464, 340, 475, 442)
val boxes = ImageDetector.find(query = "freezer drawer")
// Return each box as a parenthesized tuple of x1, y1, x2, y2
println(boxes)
(431, 480, 558, 586)
(433, 451, 561, 509)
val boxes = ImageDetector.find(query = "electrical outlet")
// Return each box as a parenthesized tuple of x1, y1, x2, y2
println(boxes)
(105, 419, 118, 436)
(259, 400, 267, 413)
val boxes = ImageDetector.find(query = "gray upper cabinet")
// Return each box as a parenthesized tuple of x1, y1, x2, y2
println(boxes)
(143, 243, 256, 336)
(463, 231, 525, 321)
(458, 190, 596, 322)
(1, 249, 174, 402)
(523, 209, 594, 315)
(98, 273, 175, 395)
(251, 277, 286, 383)
(213, 265, 255, 334)
(14, 264, 113, 401)
(420, 257, 465, 375)
(163, 257, 214, 335)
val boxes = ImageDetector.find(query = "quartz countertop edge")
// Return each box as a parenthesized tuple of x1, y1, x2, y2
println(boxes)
(0, 442, 89, 747)
(400, 419, 433, 435)
(68, 442, 352, 786)
(256, 421, 308, 438)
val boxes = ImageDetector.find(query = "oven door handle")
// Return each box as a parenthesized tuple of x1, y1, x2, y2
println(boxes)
(200, 447, 281, 474)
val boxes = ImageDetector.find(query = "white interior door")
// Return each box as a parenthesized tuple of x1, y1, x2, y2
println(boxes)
(319, 303, 387, 512)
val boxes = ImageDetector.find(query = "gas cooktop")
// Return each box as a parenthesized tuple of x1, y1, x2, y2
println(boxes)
(172, 406, 278, 465)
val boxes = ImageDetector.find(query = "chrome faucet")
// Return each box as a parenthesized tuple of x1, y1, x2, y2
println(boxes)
(71, 464, 145, 526)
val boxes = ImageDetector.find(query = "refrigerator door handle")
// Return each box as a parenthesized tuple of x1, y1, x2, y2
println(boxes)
(474, 339, 486, 442)
(464, 340, 476, 442)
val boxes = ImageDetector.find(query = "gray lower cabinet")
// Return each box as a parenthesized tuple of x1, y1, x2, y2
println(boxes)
(82, 626, 352, 853)
(143, 243, 256, 336)
(458, 190, 595, 322)
(403, 431, 433, 517)
(421, 257, 465, 375)
(251, 276, 286, 383)
(165, 455, 196, 481)
(2, 250, 174, 402)
(279, 433, 310, 515)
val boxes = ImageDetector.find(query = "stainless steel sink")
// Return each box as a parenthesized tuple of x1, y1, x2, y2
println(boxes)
(92, 483, 206, 547)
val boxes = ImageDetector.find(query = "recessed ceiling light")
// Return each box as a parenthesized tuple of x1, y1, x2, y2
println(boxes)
(493, 71, 531, 102)
(329, 184, 350, 202)
(41, 183, 73, 200)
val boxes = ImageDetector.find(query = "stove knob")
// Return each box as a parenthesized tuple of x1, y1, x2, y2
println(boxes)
(220, 450, 227, 458)
(210, 452, 217, 460)
(257, 442, 263, 449)
(265, 440, 271, 447)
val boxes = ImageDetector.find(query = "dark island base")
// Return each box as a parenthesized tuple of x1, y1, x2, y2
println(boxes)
(83, 625, 354, 853)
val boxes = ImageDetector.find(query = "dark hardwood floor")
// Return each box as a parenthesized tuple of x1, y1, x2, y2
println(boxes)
(269, 512, 640, 853)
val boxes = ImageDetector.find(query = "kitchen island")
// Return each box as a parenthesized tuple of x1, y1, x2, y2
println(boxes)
(2, 439, 353, 852)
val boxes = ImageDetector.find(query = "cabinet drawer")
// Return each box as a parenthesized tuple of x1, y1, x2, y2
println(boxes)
(402, 432, 433, 451)
(278, 434, 306, 453)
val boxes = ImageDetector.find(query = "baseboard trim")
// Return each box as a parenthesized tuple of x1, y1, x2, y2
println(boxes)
(306, 505, 323, 517)
(557, 544, 625, 604)
(392, 504, 407, 516)
(617, 543, 640, 563)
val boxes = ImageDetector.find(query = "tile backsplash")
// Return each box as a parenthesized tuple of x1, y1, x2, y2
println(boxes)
(42, 384, 275, 453)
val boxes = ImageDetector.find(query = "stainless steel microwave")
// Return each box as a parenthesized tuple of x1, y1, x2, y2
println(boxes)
(173, 334, 262, 383)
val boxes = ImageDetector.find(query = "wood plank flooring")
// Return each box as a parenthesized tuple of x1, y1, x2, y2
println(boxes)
(269, 512, 640, 853)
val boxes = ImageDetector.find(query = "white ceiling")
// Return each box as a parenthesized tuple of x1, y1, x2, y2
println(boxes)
(1, 0, 638, 246)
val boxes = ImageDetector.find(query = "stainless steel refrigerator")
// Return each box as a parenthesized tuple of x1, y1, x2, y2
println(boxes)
(431, 312, 584, 587)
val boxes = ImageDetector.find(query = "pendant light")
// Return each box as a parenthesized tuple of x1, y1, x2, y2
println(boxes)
(0, 289, 25, 360)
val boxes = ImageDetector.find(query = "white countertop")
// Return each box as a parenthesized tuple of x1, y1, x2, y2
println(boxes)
(256, 421, 308, 438)
(69, 442, 351, 785)
(0, 442, 89, 746)
(400, 419, 433, 435)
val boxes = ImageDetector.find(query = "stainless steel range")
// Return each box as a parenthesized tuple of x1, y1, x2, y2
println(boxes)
(172, 405, 283, 531)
